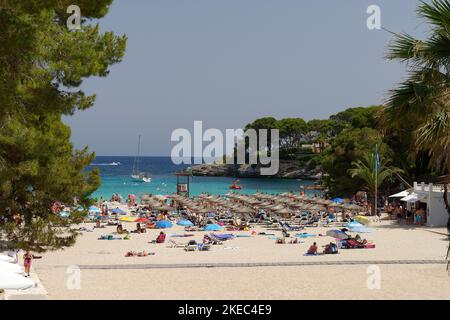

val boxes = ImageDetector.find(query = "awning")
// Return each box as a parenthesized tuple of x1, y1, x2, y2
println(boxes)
(389, 189, 412, 198)
(400, 193, 426, 203)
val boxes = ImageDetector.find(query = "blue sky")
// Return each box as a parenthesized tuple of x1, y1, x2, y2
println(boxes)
(64, 0, 427, 156)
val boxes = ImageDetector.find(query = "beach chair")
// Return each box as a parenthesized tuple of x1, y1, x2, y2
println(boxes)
(206, 234, 225, 245)
(167, 239, 186, 248)
(197, 243, 211, 251)
(184, 240, 198, 251)
(284, 222, 303, 231)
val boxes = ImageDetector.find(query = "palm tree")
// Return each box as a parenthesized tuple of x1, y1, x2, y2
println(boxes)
(384, 0, 450, 183)
(349, 153, 403, 215)
(383, 0, 450, 266)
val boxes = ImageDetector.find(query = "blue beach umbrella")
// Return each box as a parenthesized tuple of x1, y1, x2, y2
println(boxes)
(331, 198, 344, 203)
(326, 229, 350, 240)
(88, 206, 101, 213)
(177, 220, 194, 227)
(347, 221, 363, 228)
(156, 220, 173, 229)
(111, 207, 126, 215)
(204, 224, 222, 231)
(59, 211, 70, 218)
(349, 226, 373, 233)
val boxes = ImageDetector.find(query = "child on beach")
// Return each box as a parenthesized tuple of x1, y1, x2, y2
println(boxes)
(23, 251, 33, 277)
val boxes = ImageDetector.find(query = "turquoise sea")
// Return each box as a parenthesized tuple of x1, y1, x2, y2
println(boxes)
(90, 156, 318, 199)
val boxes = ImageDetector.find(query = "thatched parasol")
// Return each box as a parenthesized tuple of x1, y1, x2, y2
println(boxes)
(344, 203, 362, 211)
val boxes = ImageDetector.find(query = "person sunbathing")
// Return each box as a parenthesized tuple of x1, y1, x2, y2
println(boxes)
(323, 242, 338, 254)
(116, 223, 128, 234)
(353, 234, 367, 245)
(307, 242, 318, 255)
(156, 231, 166, 243)
(125, 250, 149, 257)
(132, 223, 142, 234)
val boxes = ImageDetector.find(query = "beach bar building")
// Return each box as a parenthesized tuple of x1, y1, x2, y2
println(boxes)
(390, 182, 449, 227)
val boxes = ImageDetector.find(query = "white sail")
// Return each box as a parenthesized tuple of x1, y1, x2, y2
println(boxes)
(131, 135, 151, 183)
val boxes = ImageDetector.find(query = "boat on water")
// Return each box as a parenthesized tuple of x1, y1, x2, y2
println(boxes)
(131, 135, 151, 183)
(229, 179, 242, 190)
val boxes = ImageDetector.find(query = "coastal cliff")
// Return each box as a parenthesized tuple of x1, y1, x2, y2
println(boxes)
(190, 160, 322, 180)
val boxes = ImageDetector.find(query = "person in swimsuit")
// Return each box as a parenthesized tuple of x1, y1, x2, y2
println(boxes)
(23, 251, 33, 277)
(156, 231, 166, 243)
(307, 242, 318, 255)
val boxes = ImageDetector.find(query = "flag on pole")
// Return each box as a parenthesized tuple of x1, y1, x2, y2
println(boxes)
(375, 144, 380, 173)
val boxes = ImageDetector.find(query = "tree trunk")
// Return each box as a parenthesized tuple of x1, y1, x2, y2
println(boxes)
(443, 184, 450, 270)
(371, 190, 376, 216)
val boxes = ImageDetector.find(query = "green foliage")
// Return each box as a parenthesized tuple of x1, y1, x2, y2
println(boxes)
(329, 106, 382, 134)
(383, 0, 450, 175)
(348, 152, 403, 214)
(322, 127, 387, 196)
(0, 1, 126, 252)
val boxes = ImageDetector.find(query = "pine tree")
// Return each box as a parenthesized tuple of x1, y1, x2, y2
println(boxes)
(0, 0, 126, 252)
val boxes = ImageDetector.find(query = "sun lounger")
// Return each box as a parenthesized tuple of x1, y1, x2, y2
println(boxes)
(167, 240, 186, 248)
(185, 240, 198, 251)
(203, 234, 223, 245)
(197, 243, 211, 251)
(185, 226, 203, 232)
(211, 233, 234, 240)
(284, 222, 303, 231)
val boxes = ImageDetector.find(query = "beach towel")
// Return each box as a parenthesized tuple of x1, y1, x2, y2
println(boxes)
(79, 227, 94, 232)
(99, 235, 121, 240)
(303, 253, 323, 256)
(295, 233, 316, 238)
(211, 233, 234, 240)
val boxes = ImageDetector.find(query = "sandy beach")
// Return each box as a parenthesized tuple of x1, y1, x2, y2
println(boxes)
(28, 219, 450, 300)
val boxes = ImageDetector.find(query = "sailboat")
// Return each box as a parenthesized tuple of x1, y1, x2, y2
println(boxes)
(131, 135, 151, 183)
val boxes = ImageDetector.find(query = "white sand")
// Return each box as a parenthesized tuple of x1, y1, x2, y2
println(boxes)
(31, 220, 450, 299)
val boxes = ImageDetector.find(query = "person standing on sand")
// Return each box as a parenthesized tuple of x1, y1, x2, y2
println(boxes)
(23, 251, 33, 277)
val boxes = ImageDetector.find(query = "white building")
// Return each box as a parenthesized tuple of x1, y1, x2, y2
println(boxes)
(391, 182, 449, 227)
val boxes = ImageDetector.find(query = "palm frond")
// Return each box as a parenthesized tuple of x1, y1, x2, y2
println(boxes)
(387, 33, 425, 63)
(416, 107, 450, 172)
(418, 0, 450, 32)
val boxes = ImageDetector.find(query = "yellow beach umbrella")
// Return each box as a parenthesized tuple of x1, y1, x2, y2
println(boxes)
(119, 216, 137, 222)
